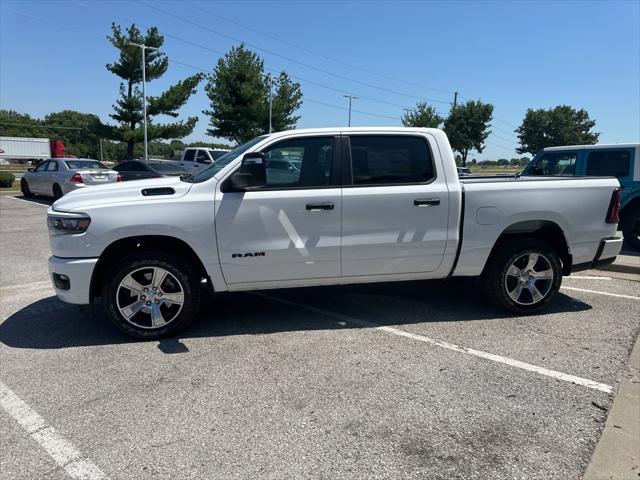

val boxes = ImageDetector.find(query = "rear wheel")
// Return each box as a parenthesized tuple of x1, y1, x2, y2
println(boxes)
(20, 179, 33, 197)
(621, 207, 640, 251)
(53, 183, 63, 200)
(102, 251, 201, 339)
(482, 238, 562, 314)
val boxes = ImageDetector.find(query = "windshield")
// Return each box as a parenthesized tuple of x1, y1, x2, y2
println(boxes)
(186, 135, 268, 183)
(65, 160, 109, 170)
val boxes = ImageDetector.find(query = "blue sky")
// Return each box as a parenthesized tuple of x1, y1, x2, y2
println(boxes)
(1, 0, 639, 159)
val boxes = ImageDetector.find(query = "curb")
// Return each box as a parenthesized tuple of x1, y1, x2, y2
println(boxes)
(583, 335, 640, 480)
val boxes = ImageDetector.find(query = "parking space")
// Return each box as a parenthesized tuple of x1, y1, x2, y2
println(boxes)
(1, 195, 639, 479)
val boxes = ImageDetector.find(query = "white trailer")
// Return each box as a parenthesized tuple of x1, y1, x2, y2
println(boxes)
(0, 136, 50, 162)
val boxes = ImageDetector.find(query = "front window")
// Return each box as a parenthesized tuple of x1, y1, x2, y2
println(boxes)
(263, 137, 333, 188)
(65, 160, 108, 170)
(187, 136, 268, 183)
(196, 150, 212, 164)
(527, 152, 577, 176)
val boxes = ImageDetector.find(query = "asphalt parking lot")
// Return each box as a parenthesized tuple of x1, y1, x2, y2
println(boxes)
(1, 194, 639, 480)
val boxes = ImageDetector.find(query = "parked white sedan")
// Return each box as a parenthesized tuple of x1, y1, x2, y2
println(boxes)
(21, 158, 121, 199)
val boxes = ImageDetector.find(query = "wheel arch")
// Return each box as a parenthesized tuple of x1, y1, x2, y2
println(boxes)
(90, 235, 210, 300)
(483, 220, 572, 276)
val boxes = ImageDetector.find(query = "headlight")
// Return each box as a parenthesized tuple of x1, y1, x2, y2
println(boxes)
(47, 213, 91, 235)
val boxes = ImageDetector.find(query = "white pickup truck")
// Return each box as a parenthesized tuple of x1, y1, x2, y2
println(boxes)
(47, 128, 623, 339)
(178, 147, 229, 173)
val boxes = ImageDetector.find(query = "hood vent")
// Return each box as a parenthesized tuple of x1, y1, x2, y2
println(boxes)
(141, 187, 175, 196)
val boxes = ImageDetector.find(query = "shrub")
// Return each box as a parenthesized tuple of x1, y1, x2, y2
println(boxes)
(0, 172, 16, 188)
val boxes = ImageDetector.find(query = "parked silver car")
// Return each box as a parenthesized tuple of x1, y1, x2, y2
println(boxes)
(21, 158, 121, 199)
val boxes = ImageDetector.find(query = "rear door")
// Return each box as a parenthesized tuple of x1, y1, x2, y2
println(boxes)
(215, 135, 341, 285)
(583, 148, 635, 203)
(341, 133, 449, 276)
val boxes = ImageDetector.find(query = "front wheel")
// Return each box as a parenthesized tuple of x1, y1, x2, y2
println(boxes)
(482, 238, 562, 314)
(102, 251, 202, 339)
(621, 207, 640, 251)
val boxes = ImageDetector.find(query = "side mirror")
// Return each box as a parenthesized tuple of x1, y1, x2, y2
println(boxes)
(197, 156, 212, 165)
(229, 152, 266, 191)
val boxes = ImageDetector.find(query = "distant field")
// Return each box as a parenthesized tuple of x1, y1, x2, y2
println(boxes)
(469, 166, 522, 174)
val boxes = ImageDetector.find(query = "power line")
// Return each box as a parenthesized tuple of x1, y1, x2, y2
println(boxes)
(0, 122, 83, 130)
(188, 2, 455, 96)
(137, 1, 452, 105)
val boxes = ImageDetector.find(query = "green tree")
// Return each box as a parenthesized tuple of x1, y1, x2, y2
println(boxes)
(204, 44, 303, 143)
(44, 111, 103, 158)
(0, 110, 43, 137)
(443, 100, 494, 166)
(401, 102, 443, 128)
(515, 105, 599, 155)
(100, 23, 204, 159)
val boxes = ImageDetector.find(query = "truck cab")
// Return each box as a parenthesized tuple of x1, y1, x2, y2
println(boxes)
(179, 147, 229, 173)
(523, 144, 640, 249)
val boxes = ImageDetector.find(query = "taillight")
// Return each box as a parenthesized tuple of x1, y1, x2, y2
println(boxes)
(606, 189, 620, 224)
(116, 174, 123, 182)
(69, 173, 83, 183)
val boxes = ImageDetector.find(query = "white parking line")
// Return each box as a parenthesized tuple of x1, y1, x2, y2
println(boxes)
(0, 382, 108, 479)
(565, 275, 612, 280)
(1, 195, 49, 207)
(561, 286, 639, 300)
(258, 294, 614, 394)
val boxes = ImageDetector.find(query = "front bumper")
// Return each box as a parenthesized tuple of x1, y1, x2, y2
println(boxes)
(571, 237, 623, 273)
(48, 256, 98, 304)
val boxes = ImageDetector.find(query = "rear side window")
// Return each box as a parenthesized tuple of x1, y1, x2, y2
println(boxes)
(529, 152, 577, 176)
(183, 150, 195, 162)
(349, 135, 434, 185)
(585, 150, 630, 177)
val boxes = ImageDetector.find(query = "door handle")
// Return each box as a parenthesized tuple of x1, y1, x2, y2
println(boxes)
(414, 198, 440, 207)
(306, 202, 334, 211)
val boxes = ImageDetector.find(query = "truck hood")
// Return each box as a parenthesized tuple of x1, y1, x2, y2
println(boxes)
(51, 175, 193, 212)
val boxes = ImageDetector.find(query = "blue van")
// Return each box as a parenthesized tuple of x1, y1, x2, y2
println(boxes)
(522, 144, 640, 250)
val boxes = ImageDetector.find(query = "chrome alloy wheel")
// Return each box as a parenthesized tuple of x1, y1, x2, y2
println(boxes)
(116, 267, 184, 329)
(504, 252, 554, 306)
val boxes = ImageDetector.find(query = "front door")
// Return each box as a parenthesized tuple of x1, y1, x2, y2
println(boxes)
(215, 136, 341, 285)
(340, 134, 449, 276)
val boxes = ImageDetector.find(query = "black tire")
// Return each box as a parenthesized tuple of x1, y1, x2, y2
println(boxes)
(482, 238, 562, 314)
(20, 179, 33, 197)
(621, 207, 640, 251)
(53, 184, 63, 200)
(102, 250, 202, 339)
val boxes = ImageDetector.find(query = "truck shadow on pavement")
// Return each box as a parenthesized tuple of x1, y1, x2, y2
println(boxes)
(0, 278, 592, 350)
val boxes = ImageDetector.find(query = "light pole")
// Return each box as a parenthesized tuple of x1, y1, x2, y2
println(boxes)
(266, 73, 273, 134)
(343, 95, 358, 126)
(127, 42, 158, 161)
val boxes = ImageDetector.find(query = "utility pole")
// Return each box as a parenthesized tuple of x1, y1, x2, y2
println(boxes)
(453, 91, 458, 108)
(127, 42, 158, 161)
(343, 95, 358, 126)
(99, 138, 103, 162)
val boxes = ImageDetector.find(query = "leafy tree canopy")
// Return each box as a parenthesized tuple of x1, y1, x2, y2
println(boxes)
(515, 105, 599, 154)
(401, 102, 443, 128)
(204, 44, 303, 143)
(444, 100, 494, 166)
